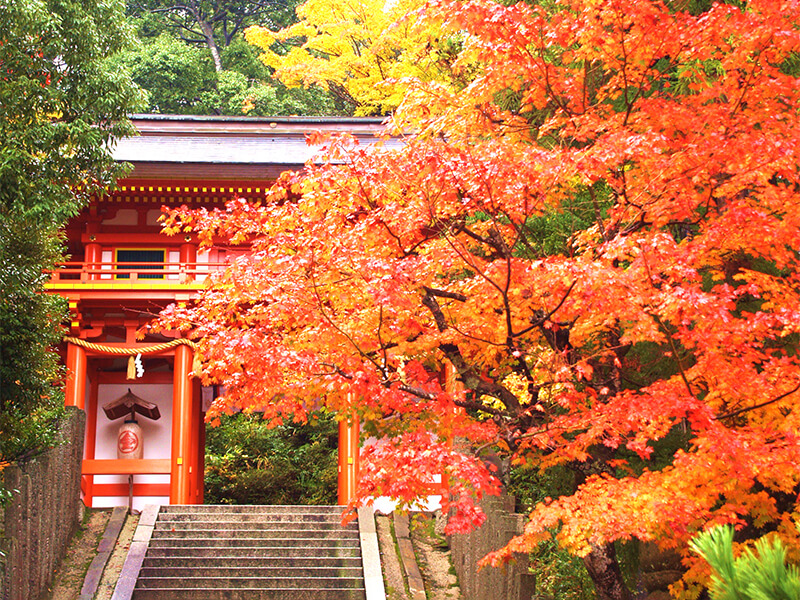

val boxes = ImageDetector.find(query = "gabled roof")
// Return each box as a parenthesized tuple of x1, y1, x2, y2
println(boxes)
(114, 114, 401, 178)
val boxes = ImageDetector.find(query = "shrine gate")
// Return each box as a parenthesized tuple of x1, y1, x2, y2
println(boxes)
(46, 115, 391, 510)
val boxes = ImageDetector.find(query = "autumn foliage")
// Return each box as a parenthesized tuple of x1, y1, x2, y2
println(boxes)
(161, 0, 800, 597)
(244, 0, 454, 115)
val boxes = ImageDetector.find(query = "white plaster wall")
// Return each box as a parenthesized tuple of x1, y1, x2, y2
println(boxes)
(100, 250, 113, 279)
(196, 248, 211, 282)
(166, 249, 180, 280)
(91, 383, 173, 510)
(371, 495, 442, 514)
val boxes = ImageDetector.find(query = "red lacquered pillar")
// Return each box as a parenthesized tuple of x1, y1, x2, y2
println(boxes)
(337, 393, 360, 505)
(83, 368, 99, 506)
(180, 241, 196, 283)
(170, 344, 193, 504)
(65, 343, 87, 410)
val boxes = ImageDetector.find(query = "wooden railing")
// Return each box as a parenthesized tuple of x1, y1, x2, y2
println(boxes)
(46, 261, 228, 284)
(82, 458, 172, 475)
(82, 459, 172, 502)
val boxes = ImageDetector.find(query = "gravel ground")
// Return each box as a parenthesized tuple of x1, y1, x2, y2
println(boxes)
(409, 512, 463, 600)
(41, 508, 138, 600)
(377, 514, 411, 600)
(44, 509, 111, 600)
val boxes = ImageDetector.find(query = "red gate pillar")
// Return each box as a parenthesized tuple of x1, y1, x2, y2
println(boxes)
(65, 343, 87, 409)
(83, 368, 100, 506)
(84, 241, 101, 281)
(170, 344, 194, 504)
(337, 393, 360, 505)
(189, 379, 203, 503)
(442, 361, 461, 497)
(180, 241, 196, 283)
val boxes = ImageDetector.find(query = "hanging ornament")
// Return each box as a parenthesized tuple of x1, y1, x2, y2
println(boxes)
(135, 353, 144, 378)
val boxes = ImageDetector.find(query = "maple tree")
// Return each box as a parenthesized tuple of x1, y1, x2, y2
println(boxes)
(160, 0, 800, 597)
(244, 0, 458, 115)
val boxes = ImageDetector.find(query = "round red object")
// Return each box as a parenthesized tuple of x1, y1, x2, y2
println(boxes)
(118, 430, 139, 455)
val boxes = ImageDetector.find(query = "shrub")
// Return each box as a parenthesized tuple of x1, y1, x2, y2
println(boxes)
(204, 411, 338, 505)
(691, 525, 800, 600)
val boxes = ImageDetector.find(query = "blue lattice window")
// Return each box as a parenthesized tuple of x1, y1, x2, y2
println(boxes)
(115, 249, 165, 279)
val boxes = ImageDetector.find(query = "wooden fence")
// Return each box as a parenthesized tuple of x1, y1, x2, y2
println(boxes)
(448, 493, 536, 600)
(0, 407, 85, 600)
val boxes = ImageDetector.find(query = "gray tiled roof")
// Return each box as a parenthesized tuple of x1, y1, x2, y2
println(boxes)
(114, 114, 403, 166)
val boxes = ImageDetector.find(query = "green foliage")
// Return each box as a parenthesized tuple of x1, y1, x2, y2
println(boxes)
(529, 537, 597, 600)
(128, 0, 300, 52)
(198, 70, 337, 116)
(123, 0, 341, 115)
(0, 0, 139, 464)
(507, 464, 594, 599)
(0, 0, 141, 221)
(204, 412, 339, 505)
(107, 33, 216, 113)
(0, 215, 66, 464)
(221, 35, 272, 80)
(113, 26, 338, 115)
(507, 463, 575, 511)
(691, 525, 800, 600)
(519, 183, 608, 258)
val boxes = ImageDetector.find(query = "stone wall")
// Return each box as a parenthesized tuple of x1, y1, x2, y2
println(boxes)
(448, 493, 535, 600)
(0, 407, 85, 600)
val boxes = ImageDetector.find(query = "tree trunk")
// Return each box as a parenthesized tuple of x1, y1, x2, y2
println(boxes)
(583, 542, 631, 600)
(199, 19, 223, 72)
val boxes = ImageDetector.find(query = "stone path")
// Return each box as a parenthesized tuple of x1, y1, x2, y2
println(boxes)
(46, 507, 461, 600)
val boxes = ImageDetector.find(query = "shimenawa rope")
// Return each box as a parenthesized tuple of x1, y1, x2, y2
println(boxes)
(63, 337, 200, 379)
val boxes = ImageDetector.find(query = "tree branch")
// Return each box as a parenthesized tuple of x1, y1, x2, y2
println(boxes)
(513, 280, 577, 338)
(422, 286, 467, 302)
(719, 383, 800, 420)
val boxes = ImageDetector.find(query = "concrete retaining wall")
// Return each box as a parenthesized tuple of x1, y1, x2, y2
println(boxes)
(448, 493, 535, 600)
(0, 407, 86, 600)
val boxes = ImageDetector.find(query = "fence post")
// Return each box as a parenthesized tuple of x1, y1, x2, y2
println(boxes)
(447, 491, 533, 600)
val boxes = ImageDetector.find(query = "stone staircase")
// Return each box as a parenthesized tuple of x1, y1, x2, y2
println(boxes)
(112, 505, 384, 600)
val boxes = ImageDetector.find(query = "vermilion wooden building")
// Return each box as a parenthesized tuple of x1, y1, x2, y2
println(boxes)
(47, 115, 389, 511)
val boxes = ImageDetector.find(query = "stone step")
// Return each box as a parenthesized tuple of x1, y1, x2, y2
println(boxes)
(145, 544, 362, 557)
(136, 576, 365, 589)
(131, 587, 367, 600)
(147, 540, 361, 558)
(150, 535, 359, 549)
(119, 505, 380, 600)
(154, 520, 356, 530)
(142, 556, 364, 569)
(139, 566, 364, 578)
(157, 512, 351, 524)
(159, 505, 347, 514)
(154, 521, 355, 532)
(151, 527, 359, 539)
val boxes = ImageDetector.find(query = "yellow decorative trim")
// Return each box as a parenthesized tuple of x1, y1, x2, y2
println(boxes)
(45, 282, 204, 290)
